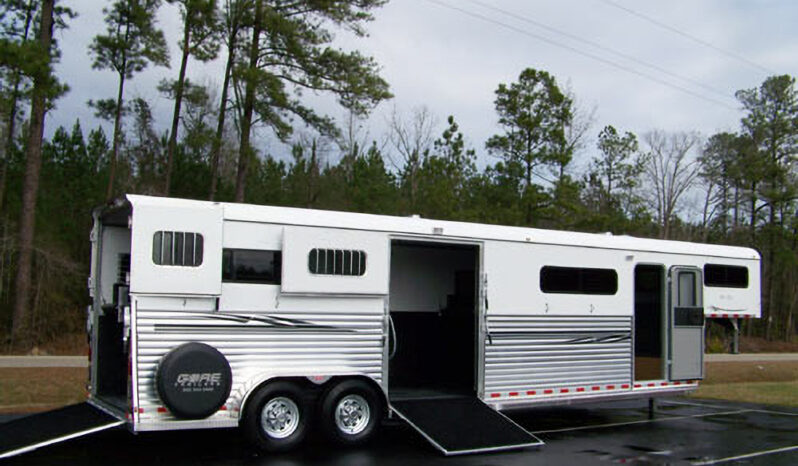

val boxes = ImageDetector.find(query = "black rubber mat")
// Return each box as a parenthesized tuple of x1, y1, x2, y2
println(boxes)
(391, 396, 543, 455)
(0, 403, 123, 458)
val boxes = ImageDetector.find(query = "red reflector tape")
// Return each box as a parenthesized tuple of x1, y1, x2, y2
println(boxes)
(647, 383, 655, 387)
(591, 386, 600, 391)
(157, 407, 167, 413)
(544, 389, 553, 394)
(576, 387, 585, 392)
(509, 391, 519, 397)
(674, 381, 681, 385)
(634, 384, 642, 388)
(220, 406, 227, 411)
(607, 385, 615, 390)
(621, 384, 630, 389)
(490, 393, 500, 398)
(527, 390, 536, 395)
(661, 382, 669, 386)
(560, 388, 569, 393)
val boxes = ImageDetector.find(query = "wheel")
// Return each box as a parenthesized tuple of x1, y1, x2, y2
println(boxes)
(320, 379, 383, 446)
(242, 382, 309, 452)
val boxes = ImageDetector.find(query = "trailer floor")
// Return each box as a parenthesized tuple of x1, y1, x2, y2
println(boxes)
(2, 398, 796, 465)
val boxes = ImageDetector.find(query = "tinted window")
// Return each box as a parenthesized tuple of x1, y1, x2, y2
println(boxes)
(540, 266, 618, 295)
(704, 264, 748, 288)
(153, 231, 203, 267)
(678, 271, 698, 307)
(222, 249, 281, 284)
(308, 248, 366, 276)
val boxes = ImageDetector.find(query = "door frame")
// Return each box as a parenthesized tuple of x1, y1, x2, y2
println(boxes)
(632, 263, 667, 381)
(384, 236, 485, 398)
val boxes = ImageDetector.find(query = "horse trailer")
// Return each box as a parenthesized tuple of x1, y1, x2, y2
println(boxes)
(0, 194, 761, 457)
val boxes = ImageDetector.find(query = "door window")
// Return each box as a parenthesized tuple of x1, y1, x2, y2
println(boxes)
(677, 271, 697, 307)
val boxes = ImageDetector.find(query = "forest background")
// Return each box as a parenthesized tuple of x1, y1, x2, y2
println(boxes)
(1, 0, 796, 350)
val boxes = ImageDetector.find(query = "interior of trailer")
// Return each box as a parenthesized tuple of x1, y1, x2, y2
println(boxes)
(93, 204, 132, 409)
(633, 264, 665, 381)
(388, 241, 479, 399)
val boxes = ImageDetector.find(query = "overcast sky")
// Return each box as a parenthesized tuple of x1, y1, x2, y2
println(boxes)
(50, 0, 798, 167)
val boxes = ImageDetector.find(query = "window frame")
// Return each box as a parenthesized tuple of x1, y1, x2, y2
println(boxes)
(703, 264, 749, 289)
(222, 248, 282, 285)
(152, 231, 204, 267)
(539, 265, 618, 295)
(308, 248, 367, 276)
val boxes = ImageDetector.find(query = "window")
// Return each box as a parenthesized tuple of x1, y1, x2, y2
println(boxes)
(308, 248, 366, 276)
(540, 266, 618, 295)
(678, 271, 698, 307)
(222, 249, 281, 284)
(153, 231, 203, 266)
(704, 264, 748, 288)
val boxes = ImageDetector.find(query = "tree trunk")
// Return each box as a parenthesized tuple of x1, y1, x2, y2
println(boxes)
(0, 1, 36, 212)
(209, 32, 236, 200)
(11, 0, 55, 345)
(234, 0, 262, 203)
(164, 18, 192, 196)
(107, 70, 126, 201)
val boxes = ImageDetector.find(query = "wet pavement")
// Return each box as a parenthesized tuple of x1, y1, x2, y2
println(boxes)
(2, 397, 797, 465)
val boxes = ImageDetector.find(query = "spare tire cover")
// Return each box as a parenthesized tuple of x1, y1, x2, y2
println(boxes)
(156, 342, 232, 419)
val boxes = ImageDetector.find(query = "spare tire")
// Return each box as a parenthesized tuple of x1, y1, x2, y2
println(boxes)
(155, 342, 232, 419)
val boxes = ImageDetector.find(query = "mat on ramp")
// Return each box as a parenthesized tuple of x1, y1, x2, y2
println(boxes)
(0, 402, 124, 459)
(391, 396, 543, 455)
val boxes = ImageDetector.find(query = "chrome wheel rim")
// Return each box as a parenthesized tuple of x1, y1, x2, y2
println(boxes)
(260, 396, 299, 439)
(334, 394, 370, 435)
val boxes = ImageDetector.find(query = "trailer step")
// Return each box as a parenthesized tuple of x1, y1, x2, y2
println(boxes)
(390, 396, 543, 455)
(0, 402, 124, 459)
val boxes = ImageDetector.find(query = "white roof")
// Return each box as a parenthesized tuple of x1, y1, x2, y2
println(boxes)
(126, 194, 760, 260)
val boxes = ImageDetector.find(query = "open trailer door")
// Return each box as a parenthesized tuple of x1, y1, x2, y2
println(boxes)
(0, 403, 124, 459)
(669, 266, 705, 381)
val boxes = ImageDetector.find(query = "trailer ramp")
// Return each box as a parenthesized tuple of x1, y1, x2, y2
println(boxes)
(0, 402, 124, 459)
(391, 396, 543, 455)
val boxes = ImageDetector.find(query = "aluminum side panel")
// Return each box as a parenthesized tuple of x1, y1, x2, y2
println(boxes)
(484, 315, 632, 393)
(132, 295, 384, 427)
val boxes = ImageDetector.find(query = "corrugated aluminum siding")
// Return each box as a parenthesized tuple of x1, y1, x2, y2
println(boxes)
(485, 315, 632, 393)
(134, 297, 384, 424)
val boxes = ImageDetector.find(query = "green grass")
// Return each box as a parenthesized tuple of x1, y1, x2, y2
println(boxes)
(690, 380, 798, 407)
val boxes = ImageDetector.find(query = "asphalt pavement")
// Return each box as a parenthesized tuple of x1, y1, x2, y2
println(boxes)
(2, 397, 796, 465)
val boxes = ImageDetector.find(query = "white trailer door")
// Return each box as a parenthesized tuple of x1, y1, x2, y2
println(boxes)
(129, 198, 223, 295)
(281, 226, 389, 295)
(669, 266, 704, 380)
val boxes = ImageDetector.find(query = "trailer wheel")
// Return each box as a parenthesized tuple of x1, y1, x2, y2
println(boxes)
(320, 379, 382, 446)
(242, 382, 309, 452)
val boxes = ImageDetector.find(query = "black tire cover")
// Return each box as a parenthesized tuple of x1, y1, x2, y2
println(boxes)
(156, 342, 232, 419)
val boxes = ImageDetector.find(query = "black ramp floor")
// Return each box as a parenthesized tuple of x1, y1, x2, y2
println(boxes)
(0, 402, 123, 459)
(391, 396, 543, 455)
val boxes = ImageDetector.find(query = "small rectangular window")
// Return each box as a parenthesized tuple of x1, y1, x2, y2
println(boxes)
(222, 249, 281, 284)
(540, 266, 617, 295)
(152, 231, 203, 267)
(704, 264, 748, 288)
(678, 271, 697, 307)
(308, 248, 366, 276)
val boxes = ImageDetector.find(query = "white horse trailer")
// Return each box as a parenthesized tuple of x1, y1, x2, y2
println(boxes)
(0, 194, 761, 458)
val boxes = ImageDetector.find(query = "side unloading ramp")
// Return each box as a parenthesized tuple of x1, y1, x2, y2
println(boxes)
(390, 396, 543, 455)
(0, 402, 124, 459)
